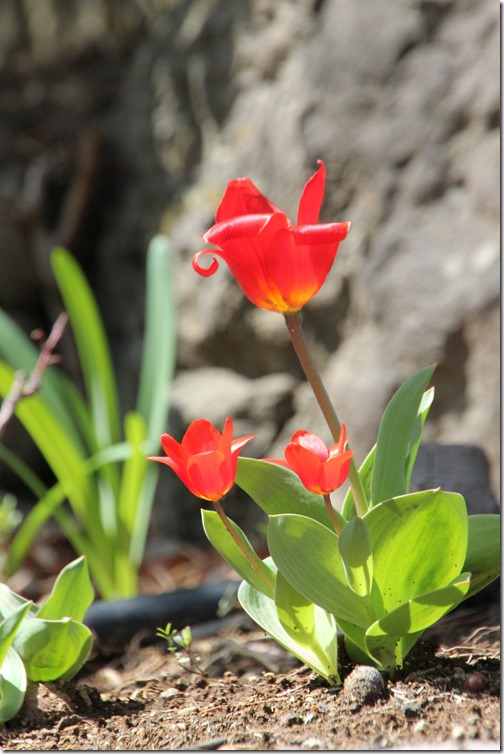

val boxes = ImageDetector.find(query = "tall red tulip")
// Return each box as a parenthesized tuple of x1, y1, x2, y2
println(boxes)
(193, 161, 350, 313)
(271, 424, 353, 495)
(149, 417, 255, 502)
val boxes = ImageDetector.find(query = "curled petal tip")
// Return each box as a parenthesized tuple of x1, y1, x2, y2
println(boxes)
(192, 250, 220, 277)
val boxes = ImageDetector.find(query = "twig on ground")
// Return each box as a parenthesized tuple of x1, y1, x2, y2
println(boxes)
(0, 312, 68, 439)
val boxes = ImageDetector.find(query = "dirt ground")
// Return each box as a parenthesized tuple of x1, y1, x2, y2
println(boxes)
(0, 595, 499, 751)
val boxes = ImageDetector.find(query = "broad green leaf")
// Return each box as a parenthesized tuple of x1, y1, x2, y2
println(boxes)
(371, 364, 436, 504)
(136, 235, 176, 451)
(51, 247, 121, 451)
(364, 489, 468, 617)
(238, 566, 340, 685)
(14, 617, 93, 682)
(236, 458, 333, 528)
(313, 605, 339, 674)
(0, 602, 33, 668)
(267, 514, 370, 627)
(275, 571, 340, 681)
(404, 387, 434, 491)
(338, 517, 373, 597)
(37, 556, 93, 623)
(365, 573, 471, 672)
(202, 509, 275, 598)
(0, 646, 26, 724)
(341, 445, 376, 521)
(0, 584, 37, 622)
(275, 569, 318, 651)
(462, 514, 500, 598)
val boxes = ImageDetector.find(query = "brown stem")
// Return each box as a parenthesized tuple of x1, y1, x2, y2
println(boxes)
(283, 311, 368, 517)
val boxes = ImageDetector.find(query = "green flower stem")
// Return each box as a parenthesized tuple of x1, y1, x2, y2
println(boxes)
(323, 494, 342, 535)
(212, 497, 275, 593)
(284, 311, 368, 517)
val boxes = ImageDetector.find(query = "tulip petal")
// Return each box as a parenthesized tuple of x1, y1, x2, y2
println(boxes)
(183, 419, 222, 455)
(285, 443, 325, 493)
(297, 160, 326, 225)
(290, 431, 330, 462)
(187, 450, 232, 501)
(320, 453, 353, 493)
(216, 178, 280, 222)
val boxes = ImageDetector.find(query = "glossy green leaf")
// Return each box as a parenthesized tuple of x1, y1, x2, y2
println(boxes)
(0, 646, 27, 724)
(238, 565, 340, 685)
(267, 514, 370, 627)
(275, 569, 318, 650)
(0, 602, 33, 668)
(37, 556, 93, 623)
(0, 584, 35, 622)
(236, 458, 333, 528)
(404, 387, 434, 491)
(341, 445, 375, 521)
(462, 514, 500, 598)
(338, 517, 373, 597)
(371, 364, 436, 505)
(14, 618, 93, 683)
(364, 489, 467, 617)
(201, 509, 275, 598)
(365, 573, 471, 672)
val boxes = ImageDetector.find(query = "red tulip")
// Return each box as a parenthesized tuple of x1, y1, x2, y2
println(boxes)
(193, 161, 350, 313)
(271, 424, 353, 495)
(149, 417, 255, 502)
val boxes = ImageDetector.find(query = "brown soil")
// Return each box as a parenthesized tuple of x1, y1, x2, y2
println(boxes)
(0, 600, 499, 751)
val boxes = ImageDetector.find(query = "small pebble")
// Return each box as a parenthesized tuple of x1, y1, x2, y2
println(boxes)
(465, 672, 487, 693)
(343, 665, 385, 703)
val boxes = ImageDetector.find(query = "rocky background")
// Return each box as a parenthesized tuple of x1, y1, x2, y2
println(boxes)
(0, 0, 499, 544)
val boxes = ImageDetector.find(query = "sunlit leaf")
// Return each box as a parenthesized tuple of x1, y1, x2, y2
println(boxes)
(202, 509, 275, 598)
(267, 514, 370, 627)
(236, 458, 333, 528)
(371, 364, 436, 505)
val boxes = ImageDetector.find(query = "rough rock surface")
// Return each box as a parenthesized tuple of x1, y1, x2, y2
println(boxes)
(0, 0, 499, 535)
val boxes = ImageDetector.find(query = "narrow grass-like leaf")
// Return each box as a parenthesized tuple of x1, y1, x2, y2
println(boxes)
(0, 310, 85, 450)
(136, 235, 176, 452)
(371, 364, 436, 505)
(236, 458, 333, 528)
(51, 248, 121, 452)
(0, 362, 97, 529)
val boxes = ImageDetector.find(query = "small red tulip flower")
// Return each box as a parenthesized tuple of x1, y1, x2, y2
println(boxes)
(193, 161, 350, 313)
(149, 417, 255, 502)
(273, 424, 354, 495)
